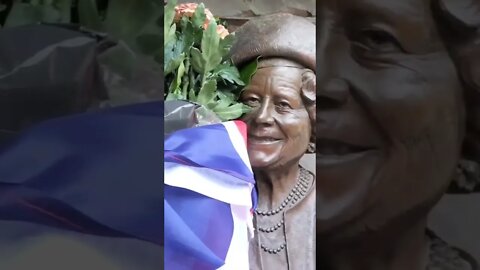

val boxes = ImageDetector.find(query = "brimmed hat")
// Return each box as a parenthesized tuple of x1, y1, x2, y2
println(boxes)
(229, 13, 316, 72)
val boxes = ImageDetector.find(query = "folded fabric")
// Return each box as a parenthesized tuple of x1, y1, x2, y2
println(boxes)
(164, 121, 256, 270)
(0, 101, 163, 246)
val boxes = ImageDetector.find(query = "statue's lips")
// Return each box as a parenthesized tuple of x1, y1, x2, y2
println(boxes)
(316, 115, 383, 163)
(316, 138, 375, 156)
(316, 137, 380, 166)
(248, 134, 282, 145)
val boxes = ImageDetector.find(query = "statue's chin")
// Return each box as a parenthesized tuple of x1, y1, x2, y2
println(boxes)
(316, 149, 383, 235)
(247, 141, 284, 169)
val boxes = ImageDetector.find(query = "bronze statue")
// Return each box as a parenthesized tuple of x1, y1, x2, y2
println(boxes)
(230, 14, 316, 269)
(316, 0, 480, 269)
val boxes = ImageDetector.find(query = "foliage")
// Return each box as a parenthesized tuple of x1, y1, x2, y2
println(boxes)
(0, 0, 163, 87)
(164, 0, 254, 121)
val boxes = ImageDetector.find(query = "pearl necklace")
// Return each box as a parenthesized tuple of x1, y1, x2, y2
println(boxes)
(254, 167, 312, 254)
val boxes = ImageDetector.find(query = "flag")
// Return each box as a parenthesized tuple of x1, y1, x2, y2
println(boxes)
(0, 101, 163, 247)
(164, 121, 256, 270)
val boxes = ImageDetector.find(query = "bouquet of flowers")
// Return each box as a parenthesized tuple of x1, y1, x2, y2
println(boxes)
(164, 0, 255, 121)
(163, 2, 256, 270)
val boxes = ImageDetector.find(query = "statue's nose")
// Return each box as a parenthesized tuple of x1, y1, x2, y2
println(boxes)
(254, 102, 275, 126)
(317, 78, 350, 109)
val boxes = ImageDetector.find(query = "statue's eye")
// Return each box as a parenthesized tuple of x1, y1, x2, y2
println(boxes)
(242, 96, 260, 107)
(277, 101, 292, 110)
(352, 29, 403, 53)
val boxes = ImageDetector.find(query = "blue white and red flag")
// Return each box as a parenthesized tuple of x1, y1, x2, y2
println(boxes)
(164, 121, 256, 270)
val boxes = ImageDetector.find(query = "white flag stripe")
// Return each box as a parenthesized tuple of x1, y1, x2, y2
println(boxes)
(165, 163, 253, 207)
(222, 122, 253, 173)
(217, 204, 251, 270)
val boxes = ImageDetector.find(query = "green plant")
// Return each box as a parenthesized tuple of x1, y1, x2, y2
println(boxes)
(0, 0, 162, 78)
(164, 0, 254, 121)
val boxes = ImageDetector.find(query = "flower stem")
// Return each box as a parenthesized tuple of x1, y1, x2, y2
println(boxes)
(182, 58, 190, 99)
(200, 72, 206, 88)
(189, 66, 196, 101)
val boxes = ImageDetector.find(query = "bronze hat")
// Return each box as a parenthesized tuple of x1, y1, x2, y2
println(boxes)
(229, 13, 316, 72)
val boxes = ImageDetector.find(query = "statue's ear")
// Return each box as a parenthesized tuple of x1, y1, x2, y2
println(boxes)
(301, 69, 316, 145)
(434, 0, 480, 193)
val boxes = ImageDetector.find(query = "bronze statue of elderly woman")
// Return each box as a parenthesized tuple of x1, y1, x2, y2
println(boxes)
(229, 14, 316, 270)
(316, 0, 480, 269)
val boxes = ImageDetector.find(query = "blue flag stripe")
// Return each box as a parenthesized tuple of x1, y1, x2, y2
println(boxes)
(0, 101, 164, 246)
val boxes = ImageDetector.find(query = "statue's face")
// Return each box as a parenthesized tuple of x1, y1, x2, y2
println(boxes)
(241, 64, 311, 170)
(317, 0, 466, 240)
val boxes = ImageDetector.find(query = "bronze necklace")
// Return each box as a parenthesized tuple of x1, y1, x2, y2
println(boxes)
(254, 167, 312, 254)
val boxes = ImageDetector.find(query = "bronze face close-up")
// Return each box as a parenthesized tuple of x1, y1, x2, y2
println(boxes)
(317, 0, 480, 269)
(317, 0, 465, 238)
(241, 60, 312, 170)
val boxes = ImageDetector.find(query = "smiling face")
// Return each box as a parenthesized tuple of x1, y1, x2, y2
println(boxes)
(241, 59, 312, 171)
(316, 0, 466, 240)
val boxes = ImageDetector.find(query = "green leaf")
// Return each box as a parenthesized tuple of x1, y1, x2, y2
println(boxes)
(164, 0, 176, 26)
(176, 60, 186, 99)
(164, 0, 176, 47)
(165, 53, 184, 77)
(164, 23, 176, 47)
(213, 99, 231, 111)
(164, 40, 175, 69)
(201, 20, 222, 73)
(214, 103, 251, 121)
(190, 47, 205, 74)
(188, 71, 198, 102)
(190, 5, 205, 46)
(191, 23, 203, 46)
(164, 38, 185, 75)
(215, 65, 244, 85)
(104, 0, 162, 47)
(188, 87, 197, 102)
(191, 3, 206, 29)
(219, 34, 235, 58)
(197, 79, 217, 106)
(213, 90, 235, 110)
(179, 17, 194, 54)
(240, 56, 259, 86)
(166, 91, 183, 101)
(168, 63, 185, 98)
(78, 0, 103, 30)
(168, 74, 178, 94)
(218, 90, 236, 101)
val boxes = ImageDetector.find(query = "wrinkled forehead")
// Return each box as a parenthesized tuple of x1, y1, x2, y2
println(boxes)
(247, 62, 304, 94)
(250, 66, 303, 87)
